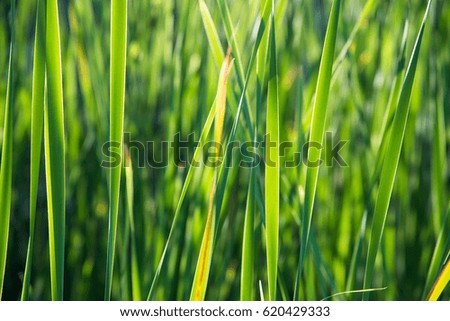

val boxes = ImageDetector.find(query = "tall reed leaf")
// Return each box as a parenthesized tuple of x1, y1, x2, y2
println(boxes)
(21, 0, 46, 300)
(45, 0, 66, 301)
(0, 0, 15, 299)
(105, 0, 128, 300)
(362, 0, 431, 299)
(265, 10, 279, 302)
(240, 0, 271, 302)
(190, 51, 233, 301)
(294, 0, 341, 300)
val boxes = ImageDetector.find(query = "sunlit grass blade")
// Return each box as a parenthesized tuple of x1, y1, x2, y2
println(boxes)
(0, 0, 15, 299)
(294, 0, 341, 300)
(44, 0, 66, 301)
(124, 147, 141, 300)
(190, 51, 233, 301)
(21, 0, 46, 301)
(423, 203, 450, 298)
(265, 9, 279, 302)
(105, 0, 128, 300)
(427, 258, 450, 301)
(362, 0, 432, 300)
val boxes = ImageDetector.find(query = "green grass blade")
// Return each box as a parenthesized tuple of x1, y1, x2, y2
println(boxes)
(294, 0, 341, 300)
(362, 0, 432, 300)
(190, 52, 233, 301)
(124, 148, 141, 300)
(45, 0, 66, 301)
(105, 0, 128, 300)
(21, 0, 46, 301)
(265, 9, 279, 301)
(0, 0, 15, 299)
(240, 169, 255, 300)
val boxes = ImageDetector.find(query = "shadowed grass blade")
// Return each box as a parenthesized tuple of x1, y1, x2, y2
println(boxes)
(21, 0, 45, 301)
(294, 0, 341, 300)
(0, 0, 15, 299)
(362, 0, 432, 300)
(105, 0, 128, 300)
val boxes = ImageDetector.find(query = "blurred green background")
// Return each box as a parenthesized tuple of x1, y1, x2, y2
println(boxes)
(0, 0, 449, 300)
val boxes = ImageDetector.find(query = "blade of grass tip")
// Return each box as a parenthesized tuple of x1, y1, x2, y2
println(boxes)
(190, 50, 233, 301)
(423, 202, 450, 298)
(265, 8, 279, 302)
(363, 0, 432, 300)
(321, 287, 387, 301)
(105, 0, 128, 301)
(124, 147, 141, 300)
(0, 0, 15, 299)
(44, 0, 66, 301)
(21, 0, 46, 301)
(259, 280, 265, 301)
(294, 0, 341, 301)
(427, 258, 450, 301)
